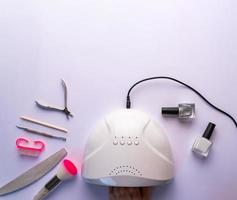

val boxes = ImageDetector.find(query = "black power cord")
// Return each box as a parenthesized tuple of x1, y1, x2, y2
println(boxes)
(126, 76, 237, 128)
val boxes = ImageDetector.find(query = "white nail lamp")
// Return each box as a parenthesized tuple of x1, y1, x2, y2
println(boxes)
(82, 109, 174, 187)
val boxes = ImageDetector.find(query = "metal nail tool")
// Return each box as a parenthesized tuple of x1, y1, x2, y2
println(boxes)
(35, 79, 73, 119)
(16, 126, 67, 141)
(0, 148, 67, 196)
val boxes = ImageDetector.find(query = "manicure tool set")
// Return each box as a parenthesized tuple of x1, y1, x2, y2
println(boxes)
(0, 79, 77, 199)
(15, 80, 71, 158)
(1, 76, 236, 198)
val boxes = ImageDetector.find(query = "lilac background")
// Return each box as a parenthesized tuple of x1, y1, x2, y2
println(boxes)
(0, 0, 237, 199)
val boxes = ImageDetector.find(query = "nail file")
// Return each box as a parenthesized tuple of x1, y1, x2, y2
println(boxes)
(0, 148, 67, 196)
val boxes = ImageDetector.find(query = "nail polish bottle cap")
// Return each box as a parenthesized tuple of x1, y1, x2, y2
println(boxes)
(203, 122, 216, 140)
(161, 107, 179, 115)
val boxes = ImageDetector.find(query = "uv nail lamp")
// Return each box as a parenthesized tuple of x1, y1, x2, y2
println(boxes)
(82, 109, 174, 187)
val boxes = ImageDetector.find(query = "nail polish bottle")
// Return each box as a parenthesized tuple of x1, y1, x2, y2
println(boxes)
(192, 122, 216, 157)
(162, 103, 195, 119)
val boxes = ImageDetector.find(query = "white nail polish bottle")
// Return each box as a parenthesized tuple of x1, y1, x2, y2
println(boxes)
(192, 122, 216, 157)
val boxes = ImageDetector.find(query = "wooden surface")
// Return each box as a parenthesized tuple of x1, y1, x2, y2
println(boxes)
(109, 187, 151, 200)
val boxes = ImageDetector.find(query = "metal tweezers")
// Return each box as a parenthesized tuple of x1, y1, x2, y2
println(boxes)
(35, 79, 73, 119)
